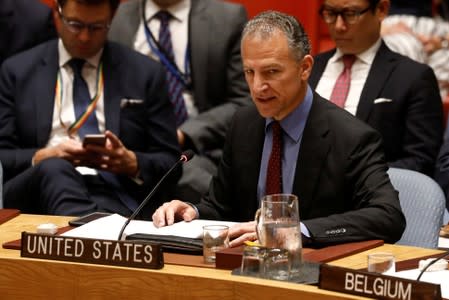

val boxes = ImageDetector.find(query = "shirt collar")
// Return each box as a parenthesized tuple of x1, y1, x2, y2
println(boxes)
(265, 85, 314, 143)
(146, 0, 191, 23)
(58, 39, 103, 69)
(330, 37, 382, 65)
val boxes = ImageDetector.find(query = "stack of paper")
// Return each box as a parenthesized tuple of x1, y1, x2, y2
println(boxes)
(62, 214, 237, 240)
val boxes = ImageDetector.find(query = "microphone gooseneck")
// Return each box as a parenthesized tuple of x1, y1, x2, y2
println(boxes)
(117, 150, 195, 240)
(416, 251, 449, 281)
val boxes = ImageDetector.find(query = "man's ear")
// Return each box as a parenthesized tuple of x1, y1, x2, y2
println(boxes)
(376, 0, 390, 22)
(300, 54, 314, 81)
(53, 7, 62, 34)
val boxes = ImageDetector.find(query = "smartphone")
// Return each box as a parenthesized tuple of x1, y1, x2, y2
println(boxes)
(82, 134, 106, 147)
(68, 212, 111, 227)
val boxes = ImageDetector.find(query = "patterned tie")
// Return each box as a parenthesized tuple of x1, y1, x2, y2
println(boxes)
(155, 10, 188, 126)
(68, 58, 100, 138)
(266, 121, 283, 195)
(68, 59, 138, 212)
(329, 54, 356, 108)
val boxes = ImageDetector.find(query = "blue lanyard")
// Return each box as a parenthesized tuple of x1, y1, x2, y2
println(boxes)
(142, 6, 192, 90)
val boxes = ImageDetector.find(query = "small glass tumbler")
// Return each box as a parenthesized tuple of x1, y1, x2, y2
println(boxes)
(202, 225, 229, 264)
(240, 245, 267, 277)
(263, 248, 290, 281)
(367, 252, 396, 275)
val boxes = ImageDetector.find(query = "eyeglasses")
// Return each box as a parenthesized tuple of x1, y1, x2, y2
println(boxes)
(57, 6, 110, 34)
(319, 6, 372, 25)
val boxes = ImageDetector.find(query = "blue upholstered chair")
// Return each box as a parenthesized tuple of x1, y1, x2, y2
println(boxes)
(387, 168, 446, 248)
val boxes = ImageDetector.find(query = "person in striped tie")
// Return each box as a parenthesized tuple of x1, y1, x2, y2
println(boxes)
(108, 0, 252, 204)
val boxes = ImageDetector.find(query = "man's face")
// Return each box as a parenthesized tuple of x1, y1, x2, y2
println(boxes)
(241, 31, 313, 121)
(54, 0, 113, 59)
(322, 0, 389, 54)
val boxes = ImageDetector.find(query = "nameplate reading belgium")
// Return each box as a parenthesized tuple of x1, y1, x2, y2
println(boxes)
(319, 264, 441, 300)
(20, 232, 164, 269)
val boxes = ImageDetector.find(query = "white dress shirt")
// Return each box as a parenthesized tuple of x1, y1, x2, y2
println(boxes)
(47, 39, 105, 147)
(315, 39, 382, 115)
(134, 0, 197, 117)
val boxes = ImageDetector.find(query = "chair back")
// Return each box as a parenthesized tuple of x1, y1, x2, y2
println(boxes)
(388, 168, 445, 248)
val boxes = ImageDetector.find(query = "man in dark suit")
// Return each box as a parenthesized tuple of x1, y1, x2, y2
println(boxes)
(0, 0, 57, 66)
(108, 0, 251, 203)
(0, 0, 180, 218)
(309, 0, 443, 177)
(152, 11, 405, 247)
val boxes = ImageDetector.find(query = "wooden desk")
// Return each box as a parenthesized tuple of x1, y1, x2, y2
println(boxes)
(0, 214, 443, 299)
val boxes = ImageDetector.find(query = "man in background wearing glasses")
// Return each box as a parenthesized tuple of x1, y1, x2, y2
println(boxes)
(309, 0, 443, 177)
(0, 0, 181, 218)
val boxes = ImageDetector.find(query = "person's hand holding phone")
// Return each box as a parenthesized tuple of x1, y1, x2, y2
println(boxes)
(82, 134, 107, 147)
(82, 130, 139, 177)
(32, 138, 88, 165)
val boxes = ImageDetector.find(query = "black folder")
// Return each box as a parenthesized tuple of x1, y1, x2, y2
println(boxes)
(126, 233, 203, 255)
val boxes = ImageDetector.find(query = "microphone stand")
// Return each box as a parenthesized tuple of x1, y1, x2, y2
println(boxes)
(117, 150, 194, 240)
(416, 251, 449, 281)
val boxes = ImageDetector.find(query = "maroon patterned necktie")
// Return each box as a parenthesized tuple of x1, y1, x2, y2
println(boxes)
(266, 121, 283, 195)
(329, 54, 356, 108)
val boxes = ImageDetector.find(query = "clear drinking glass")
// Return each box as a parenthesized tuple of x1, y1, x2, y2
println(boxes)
(367, 252, 396, 275)
(240, 245, 267, 277)
(202, 225, 229, 264)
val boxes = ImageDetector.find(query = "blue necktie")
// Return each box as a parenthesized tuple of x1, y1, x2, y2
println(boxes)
(68, 59, 138, 212)
(155, 10, 188, 126)
(68, 59, 100, 139)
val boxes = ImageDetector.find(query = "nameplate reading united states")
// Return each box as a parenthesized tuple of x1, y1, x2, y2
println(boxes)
(20, 232, 164, 269)
(319, 264, 441, 300)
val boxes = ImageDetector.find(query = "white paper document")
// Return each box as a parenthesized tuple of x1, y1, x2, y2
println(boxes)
(439, 237, 449, 249)
(391, 269, 449, 298)
(62, 214, 237, 240)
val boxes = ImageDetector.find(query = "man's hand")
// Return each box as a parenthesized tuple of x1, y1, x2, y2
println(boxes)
(152, 200, 197, 227)
(228, 221, 258, 247)
(177, 129, 185, 148)
(33, 139, 88, 165)
(83, 130, 138, 177)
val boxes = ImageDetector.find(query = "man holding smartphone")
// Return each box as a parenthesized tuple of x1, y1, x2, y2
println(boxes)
(0, 0, 181, 218)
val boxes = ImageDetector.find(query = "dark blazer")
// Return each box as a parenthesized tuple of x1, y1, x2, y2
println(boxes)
(309, 42, 443, 176)
(0, 40, 181, 212)
(108, 0, 251, 159)
(0, 0, 56, 66)
(196, 93, 406, 246)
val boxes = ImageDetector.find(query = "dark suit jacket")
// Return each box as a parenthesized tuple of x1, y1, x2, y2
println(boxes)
(0, 40, 181, 213)
(196, 93, 406, 246)
(108, 0, 251, 160)
(309, 42, 443, 176)
(0, 0, 56, 66)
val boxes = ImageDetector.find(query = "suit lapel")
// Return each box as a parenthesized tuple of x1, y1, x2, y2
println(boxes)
(246, 111, 266, 208)
(356, 42, 396, 120)
(309, 50, 335, 89)
(189, 0, 209, 107)
(0, 3, 13, 59)
(293, 94, 330, 213)
(101, 43, 121, 135)
(36, 41, 59, 146)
